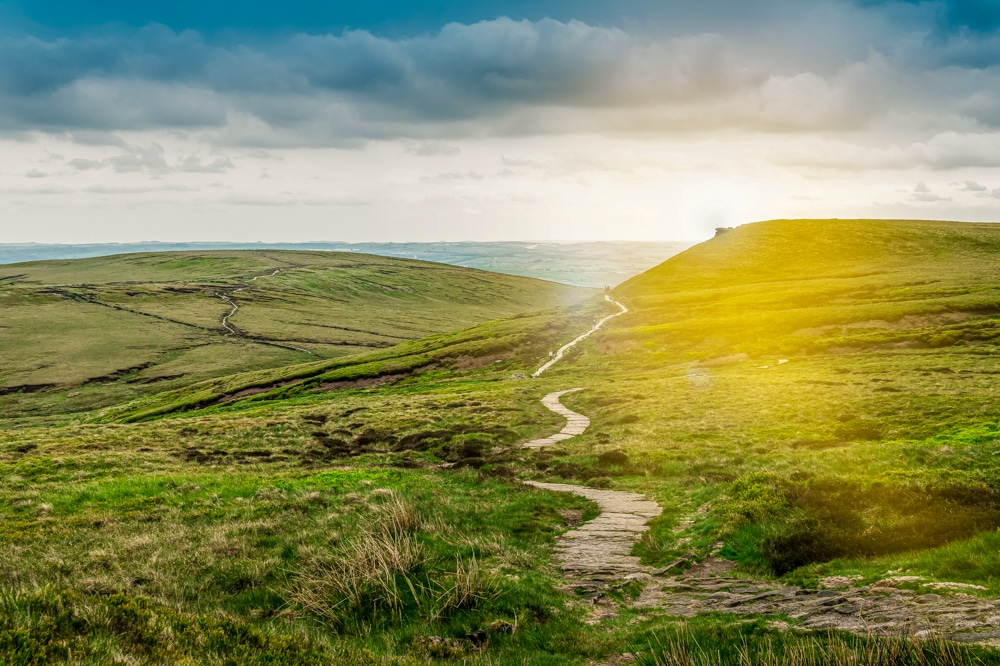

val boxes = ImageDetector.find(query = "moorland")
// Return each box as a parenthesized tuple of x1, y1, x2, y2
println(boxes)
(0, 251, 590, 421)
(6, 219, 1000, 664)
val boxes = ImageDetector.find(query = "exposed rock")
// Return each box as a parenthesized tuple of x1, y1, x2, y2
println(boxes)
(819, 575, 862, 588)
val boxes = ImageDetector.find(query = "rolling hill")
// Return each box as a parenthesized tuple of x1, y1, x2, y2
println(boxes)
(0, 250, 592, 418)
(0, 241, 693, 288)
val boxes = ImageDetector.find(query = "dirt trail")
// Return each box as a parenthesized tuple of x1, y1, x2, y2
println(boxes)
(532, 295, 627, 377)
(218, 268, 280, 335)
(213, 269, 315, 356)
(218, 294, 240, 334)
(521, 309, 660, 589)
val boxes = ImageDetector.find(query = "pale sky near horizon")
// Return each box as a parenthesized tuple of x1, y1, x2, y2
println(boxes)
(2, 0, 1000, 243)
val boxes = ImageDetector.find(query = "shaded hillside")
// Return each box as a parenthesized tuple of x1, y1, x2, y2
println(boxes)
(0, 250, 592, 418)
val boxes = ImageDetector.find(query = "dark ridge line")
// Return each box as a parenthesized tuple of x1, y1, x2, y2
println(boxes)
(0, 383, 57, 396)
(301, 322, 413, 340)
(43, 288, 217, 333)
(82, 361, 157, 385)
(43, 288, 320, 356)
(244, 336, 392, 348)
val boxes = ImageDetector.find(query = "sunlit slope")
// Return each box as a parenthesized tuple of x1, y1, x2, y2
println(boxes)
(610, 219, 1000, 359)
(0, 250, 592, 417)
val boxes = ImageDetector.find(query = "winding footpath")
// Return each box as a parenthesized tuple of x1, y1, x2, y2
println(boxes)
(532, 295, 627, 377)
(521, 296, 662, 593)
(522, 389, 590, 449)
(215, 269, 316, 356)
(218, 293, 240, 334)
(521, 298, 1000, 645)
(218, 268, 282, 335)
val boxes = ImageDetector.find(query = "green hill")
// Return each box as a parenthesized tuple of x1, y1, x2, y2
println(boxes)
(609, 218, 1000, 359)
(8, 220, 1000, 663)
(0, 250, 592, 418)
(565, 219, 1000, 581)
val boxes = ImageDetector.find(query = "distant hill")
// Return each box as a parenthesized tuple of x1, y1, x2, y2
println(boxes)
(0, 250, 593, 417)
(0, 240, 692, 288)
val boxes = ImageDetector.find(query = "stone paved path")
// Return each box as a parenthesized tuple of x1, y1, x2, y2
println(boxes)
(647, 567, 1000, 645)
(520, 386, 1000, 646)
(533, 295, 627, 377)
(524, 481, 662, 585)
(522, 389, 591, 449)
(516, 293, 1000, 648)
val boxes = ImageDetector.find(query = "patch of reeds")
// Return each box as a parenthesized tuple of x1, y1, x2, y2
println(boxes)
(287, 496, 426, 631)
(432, 554, 499, 619)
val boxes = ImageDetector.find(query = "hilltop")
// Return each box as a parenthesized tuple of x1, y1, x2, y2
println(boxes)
(609, 218, 1000, 358)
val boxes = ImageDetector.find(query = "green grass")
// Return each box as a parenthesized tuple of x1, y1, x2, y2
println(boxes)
(10, 219, 1000, 662)
(0, 250, 592, 420)
(0, 390, 611, 663)
(632, 617, 1000, 665)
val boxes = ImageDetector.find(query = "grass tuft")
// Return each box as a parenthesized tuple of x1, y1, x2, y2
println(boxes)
(639, 623, 994, 666)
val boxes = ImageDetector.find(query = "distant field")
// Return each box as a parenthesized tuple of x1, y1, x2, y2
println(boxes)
(0, 250, 593, 418)
(0, 240, 692, 288)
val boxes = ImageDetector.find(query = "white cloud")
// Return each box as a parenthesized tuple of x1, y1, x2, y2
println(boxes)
(3, 8, 1000, 243)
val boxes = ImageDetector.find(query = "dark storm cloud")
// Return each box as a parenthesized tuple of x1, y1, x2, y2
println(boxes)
(0, 2, 998, 152)
(0, 19, 765, 136)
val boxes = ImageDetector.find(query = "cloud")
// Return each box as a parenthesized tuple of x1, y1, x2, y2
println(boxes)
(67, 143, 234, 174)
(0, 17, 875, 142)
(958, 179, 988, 191)
(774, 131, 1000, 172)
(403, 141, 461, 156)
(910, 181, 952, 202)
(24, 168, 47, 178)
(177, 155, 234, 173)
(0, 6, 994, 172)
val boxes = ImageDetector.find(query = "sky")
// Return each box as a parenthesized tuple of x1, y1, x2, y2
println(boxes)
(2, 0, 1000, 243)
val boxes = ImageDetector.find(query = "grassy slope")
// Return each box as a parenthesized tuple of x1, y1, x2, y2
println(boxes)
(0, 250, 592, 419)
(8, 219, 1000, 663)
(556, 219, 1000, 588)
